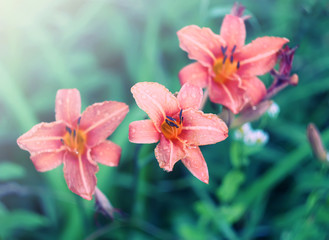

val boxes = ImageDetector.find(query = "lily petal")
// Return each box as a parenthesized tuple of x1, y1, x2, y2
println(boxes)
(55, 89, 81, 127)
(242, 77, 266, 105)
(17, 121, 66, 155)
(181, 108, 228, 145)
(181, 146, 209, 184)
(236, 37, 289, 77)
(91, 141, 121, 167)
(154, 135, 186, 172)
(208, 77, 247, 114)
(177, 83, 203, 110)
(220, 14, 246, 50)
(129, 120, 160, 144)
(80, 101, 129, 147)
(177, 25, 224, 67)
(179, 62, 209, 88)
(131, 82, 180, 131)
(63, 151, 99, 200)
(30, 149, 65, 172)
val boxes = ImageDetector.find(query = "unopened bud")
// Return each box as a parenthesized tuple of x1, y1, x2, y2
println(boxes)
(231, 100, 272, 128)
(230, 2, 251, 20)
(307, 123, 328, 162)
(218, 107, 234, 128)
(95, 187, 115, 219)
(290, 74, 299, 86)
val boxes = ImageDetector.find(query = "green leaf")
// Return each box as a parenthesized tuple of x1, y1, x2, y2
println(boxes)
(0, 162, 26, 181)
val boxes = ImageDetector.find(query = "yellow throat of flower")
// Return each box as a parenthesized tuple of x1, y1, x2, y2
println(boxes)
(62, 125, 87, 155)
(213, 45, 240, 84)
(160, 110, 183, 140)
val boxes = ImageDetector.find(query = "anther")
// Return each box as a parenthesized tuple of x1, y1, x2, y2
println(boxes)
(60, 139, 64, 145)
(73, 130, 76, 137)
(223, 55, 227, 64)
(230, 55, 234, 63)
(237, 61, 240, 69)
(166, 116, 176, 122)
(66, 127, 72, 134)
(165, 119, 179, 128)
(77, 117, 81, 125)
(221, 46, 227, 55)
(231, 45, 237, 54)
(179, 109, 183, 121)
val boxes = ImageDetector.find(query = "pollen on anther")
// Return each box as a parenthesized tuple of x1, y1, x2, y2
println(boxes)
(237, 61, 240, 69)
(230, 55, 234, 63)
(221, 46, 227, 55)
(223, 55, 227, 64)
(77, 117, 81, 125)
(66, 127, 72, 134)
(231, 45, 237, 54)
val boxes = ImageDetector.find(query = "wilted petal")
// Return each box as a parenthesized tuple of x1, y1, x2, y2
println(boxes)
(177, 25, 224, 67)
(179, 62, 209, 88)
(17, 121, 66, 154)
(80, 101, 129, 147)
(55, 89, 81, 127)
(63, 151, 99, 200)
(236, 37, 289, 77)
(242, 77, 266, 105)
(177, 83, 203, 110)
(131, 82, 180, 131)
(129, 120, 160, 144)
(30, 149, 65, 172)
(181, 108, 228, 145)
(154, 135, 186, 172)
(181, 146, 209, 184)
(208, 77, 247, 114)
(220, 14, 246, 50)
(91, 141, 121, 167)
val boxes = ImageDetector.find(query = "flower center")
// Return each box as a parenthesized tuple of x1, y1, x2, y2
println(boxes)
(62, 124, 87, 155)
(160, 109, 183, 140)
(213, 45, 240, 84)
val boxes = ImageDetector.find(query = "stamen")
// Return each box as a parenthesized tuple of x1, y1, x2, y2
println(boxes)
(165, 119, 179, 128)
(230, 55, 234, 63)
(73, 130, 76, 137)
(166, 116, 176, 122)
(237, 61, 240, 69)
(223, 55, 227, 64)
(179, 109, 183, 121)
(231, 45, 237, 54)
(60, 139, 64, 145)
(77, 117, 81, 125)
(66, 127, 72, 134)
(221, 46, 227, 55)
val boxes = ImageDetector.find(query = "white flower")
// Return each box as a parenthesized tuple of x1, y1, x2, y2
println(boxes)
(234, 123, 269, 146)
(267, 102, 280, 118)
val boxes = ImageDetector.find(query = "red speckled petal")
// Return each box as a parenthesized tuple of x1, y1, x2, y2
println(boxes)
(63, 150, 99, 200)
(91, 141, 121, 167)
(30, 149, 65, 172)
(179, 62, 210, 88)
(181, 146, 209, 184)
(80, 101, 129, 147)
(208, 77, 247, 114)
(129, 120, 160, 144)
(177, 83, 203, 110)
(154, 135, 186, 172)
(242, 77, 267, 105)
(220, 14, 246, 50)
(236, 37, 289, 77)
(131, 82, 180, 131)
(17, 121, 66, 155)
(177, 25, 224, 67)
(180, 108, 228, 145)
(55, 89, 81, 127)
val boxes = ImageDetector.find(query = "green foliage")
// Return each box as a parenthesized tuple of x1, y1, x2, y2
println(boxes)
(0, 0, 329, 239)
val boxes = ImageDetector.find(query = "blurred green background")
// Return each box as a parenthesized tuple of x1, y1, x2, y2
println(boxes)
(1, 0, 329, 239)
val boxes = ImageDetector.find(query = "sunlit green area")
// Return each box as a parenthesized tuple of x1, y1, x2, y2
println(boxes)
(1, 0, 329, 239)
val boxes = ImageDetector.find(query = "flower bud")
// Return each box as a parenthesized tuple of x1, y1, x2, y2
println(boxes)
(307, 123, 328, 162)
